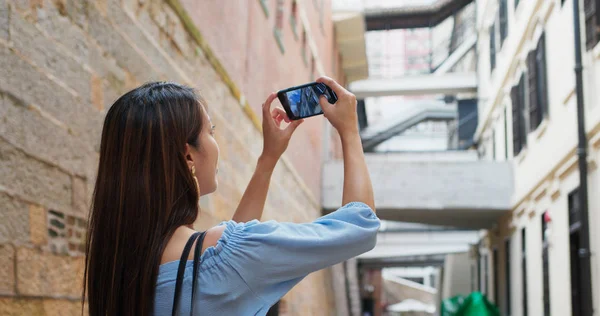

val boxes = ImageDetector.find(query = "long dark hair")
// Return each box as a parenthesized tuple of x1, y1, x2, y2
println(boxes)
(83, 82, 205, 315)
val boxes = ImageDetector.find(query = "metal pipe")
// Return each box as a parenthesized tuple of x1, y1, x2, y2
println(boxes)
(571, 0, 593, 314)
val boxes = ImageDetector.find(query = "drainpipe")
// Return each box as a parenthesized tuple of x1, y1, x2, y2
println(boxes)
(571, 0, 593, 315)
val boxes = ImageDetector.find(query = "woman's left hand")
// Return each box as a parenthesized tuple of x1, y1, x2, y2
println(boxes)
(260, 92, 304, 166)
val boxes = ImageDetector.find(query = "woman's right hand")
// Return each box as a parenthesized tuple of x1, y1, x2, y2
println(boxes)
(316, 76, 359, 138)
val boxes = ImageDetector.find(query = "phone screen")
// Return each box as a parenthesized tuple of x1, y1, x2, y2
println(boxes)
(278, 83, 337, 120)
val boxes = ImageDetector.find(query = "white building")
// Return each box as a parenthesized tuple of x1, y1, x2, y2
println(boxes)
(475, 0, 600, 316)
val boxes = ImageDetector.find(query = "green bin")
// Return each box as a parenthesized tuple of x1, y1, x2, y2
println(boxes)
(440, 292, 500, 316)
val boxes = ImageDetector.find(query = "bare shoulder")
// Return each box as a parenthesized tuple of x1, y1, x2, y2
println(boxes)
(201, 225, 226, 253)
(160, 225, 226, 265)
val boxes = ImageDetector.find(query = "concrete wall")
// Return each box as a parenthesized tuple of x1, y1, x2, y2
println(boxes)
(476, 0, 600, 315)
(0, 0, 346, 314)
(441, 252, 473, 299)
(322, 153, 512, 228)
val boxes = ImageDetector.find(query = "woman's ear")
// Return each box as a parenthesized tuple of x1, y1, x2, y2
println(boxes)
(184, 143, 194, 169)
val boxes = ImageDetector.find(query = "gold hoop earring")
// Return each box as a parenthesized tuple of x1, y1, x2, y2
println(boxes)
(191, 165, 200, 197)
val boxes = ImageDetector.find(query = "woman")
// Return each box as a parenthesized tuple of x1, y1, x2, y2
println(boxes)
(83, 77, 379, 315)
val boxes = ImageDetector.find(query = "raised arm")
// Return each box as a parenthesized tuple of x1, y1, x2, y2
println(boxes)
(232, 93, 303, 222)
(317, 77, 375, 211)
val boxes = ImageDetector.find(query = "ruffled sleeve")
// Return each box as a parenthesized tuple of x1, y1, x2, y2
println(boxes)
(218, 202, 380, 304)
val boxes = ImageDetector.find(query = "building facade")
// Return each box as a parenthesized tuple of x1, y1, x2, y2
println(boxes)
(475, 0, 600, 315)
(0, 0, 365, 315)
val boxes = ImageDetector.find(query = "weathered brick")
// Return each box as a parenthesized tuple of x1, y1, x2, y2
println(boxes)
(90, 75, 104, 111)
(0, 244, 15, 295)
(0, 93, 96, 178)
(43, 298, 86, 316)
(0, 297, 45, 315)
(29, 204, 47, 246)
(87, 2, 159, 82)
(0, 193, 29, 244)
(0, 0, 9, 41)
(0, 138, 72, 213)
(71, 176, 89, 216)
(63, 0, 87, 29)
(10, 7, 92, 102)
(16, 247, 83, 297)
(105, 0, 185, 82)
(0, 47, 103, 148)
(36, 0, 90, 62)
(87, 43, 126, 83)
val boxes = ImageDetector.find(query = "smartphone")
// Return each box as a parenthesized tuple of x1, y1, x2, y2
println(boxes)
(277, 82, 338, 120)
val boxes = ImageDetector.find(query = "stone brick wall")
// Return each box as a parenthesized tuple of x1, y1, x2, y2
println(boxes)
(0, 0, 344, 314)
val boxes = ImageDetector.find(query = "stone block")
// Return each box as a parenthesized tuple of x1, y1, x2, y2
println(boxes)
(0, 92, 96, 178)
(29, 204, 47, 246)
(0, 297, 45, 315)
(105, 0, 185, 82)
(0, 47, 103, 148)
(87, 3, 159, 82)
(10, 8, 92, 102)
(0, 0, 9, 41)
(90, 75, 104, 111)
(0, 192, 29, 244)
(0, 138, 72, 213)
(71, 176, 89, 216)
(36, 0, 90, 63)
(0, 244, 15, 295)
(16, 247, 83, 297)
(43, 298, 85, 316)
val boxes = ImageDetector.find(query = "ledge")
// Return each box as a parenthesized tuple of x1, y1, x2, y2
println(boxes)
(562, 86, 576, 106)
(533, 118, 549, 140)
(273, 28, 285, 54)
(516, 147, 528, 164)
(259, 0, 269, 17)
(290, 16, 298, 40)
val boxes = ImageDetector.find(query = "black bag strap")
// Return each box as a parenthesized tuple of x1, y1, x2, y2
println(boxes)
(171, 231, 206, 316)
(191, 231, 207, 312)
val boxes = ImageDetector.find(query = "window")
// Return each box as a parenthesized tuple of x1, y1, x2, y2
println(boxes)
(528, 33, 549, 131)
(584, 0, 600, 50)
(542, 212, 551, 316)
(522, 228, 528, 316)
(505, 238, 512, 316)
(568, 188, 586, 316)
(500, 0, 508, 46)
(290, 0, 298, 39)
(273, 0, 285, 54)
(490, 24, 496, 72)
(493, 248, 499, 304)
(511, 74, 527, 156)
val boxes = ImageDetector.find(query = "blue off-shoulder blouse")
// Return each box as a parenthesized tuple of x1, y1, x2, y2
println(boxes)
(154, 202, 380, 315)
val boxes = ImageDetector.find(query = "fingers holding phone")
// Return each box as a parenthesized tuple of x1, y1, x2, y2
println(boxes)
(261, 92, 303, 165)
(316, 76, 359, 137)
